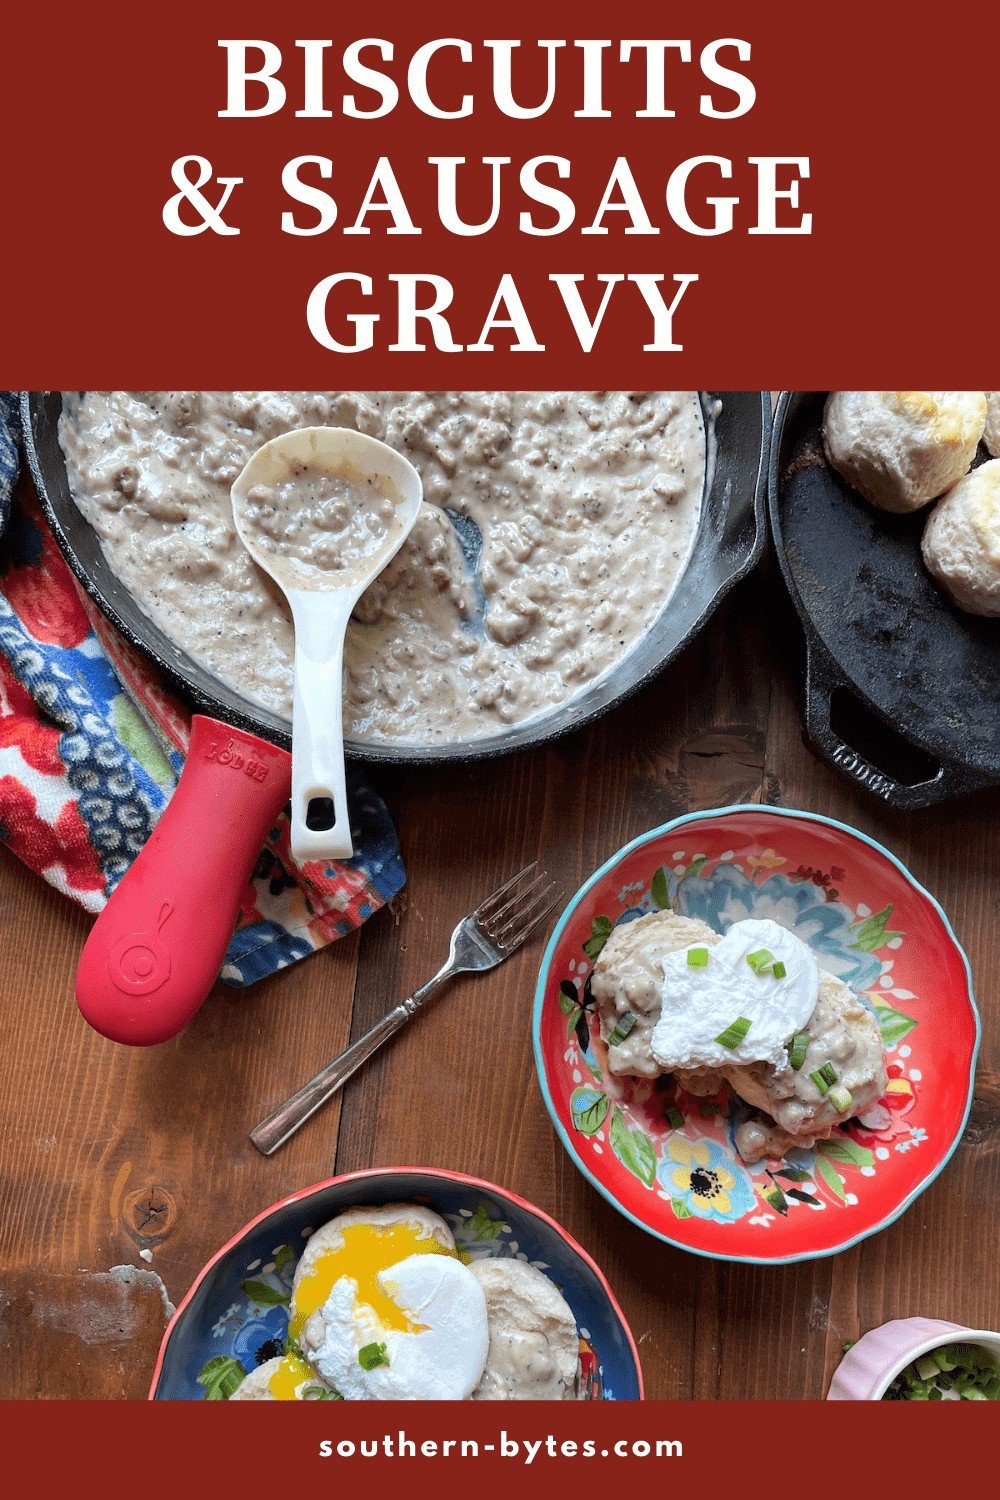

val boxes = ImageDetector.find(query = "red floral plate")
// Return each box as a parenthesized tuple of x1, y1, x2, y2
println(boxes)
(532, 806, 980, 1263)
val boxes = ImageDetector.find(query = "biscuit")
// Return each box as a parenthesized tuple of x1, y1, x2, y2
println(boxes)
(468, 1258, 580, 1400)
(824, 391, 986, 513)
(922, 458, 1000, 616)
(983, 392, 1000, 458)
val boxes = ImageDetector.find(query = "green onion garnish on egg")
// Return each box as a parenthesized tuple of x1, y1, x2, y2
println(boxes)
(771, 960, 787, 979)
(747, 949, 775, 974)
(786, 1032, 809, 1070)
(828, 1084, 853, 1113)
(809, 1069, 830, 1095)
(608, 1012, 637, 1046)
(687, 946, 710, 967)
(715, 1016, 752, 1049)
(819, 1062, 838, 1087)
(358, 1341, 390, 1370)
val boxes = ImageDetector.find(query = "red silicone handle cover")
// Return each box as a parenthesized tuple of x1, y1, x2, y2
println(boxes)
(76, 716, 292, 1046)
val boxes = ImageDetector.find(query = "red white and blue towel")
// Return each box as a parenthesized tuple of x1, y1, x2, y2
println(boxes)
(0, 394, 404, 985)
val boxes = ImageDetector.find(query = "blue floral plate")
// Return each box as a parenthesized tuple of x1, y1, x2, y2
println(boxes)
(150, 1167, 643, 1400)
(533, 805, 980, 1263)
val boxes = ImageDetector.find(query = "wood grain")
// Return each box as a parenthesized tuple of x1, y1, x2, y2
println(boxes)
(0, 522, 996, 1400)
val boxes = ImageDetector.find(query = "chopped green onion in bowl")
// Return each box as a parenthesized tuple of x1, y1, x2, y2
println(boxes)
(883, 1343, 1000, 1401)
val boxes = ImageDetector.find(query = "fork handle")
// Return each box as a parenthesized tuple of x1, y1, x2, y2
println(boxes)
(249, 974, 447, 1155)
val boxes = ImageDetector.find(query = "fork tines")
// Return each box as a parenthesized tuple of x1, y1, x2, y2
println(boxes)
(476, 862, 562, 953)
(475, 861, 538, 919)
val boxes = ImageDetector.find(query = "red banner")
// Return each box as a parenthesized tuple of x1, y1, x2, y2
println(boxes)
(0, 1398, 991, 1489)
(1, 2, 996, 386)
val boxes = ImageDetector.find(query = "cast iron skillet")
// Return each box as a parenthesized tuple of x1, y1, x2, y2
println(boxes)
(21, 389, 768, 1048)
(22, 391, 770, 765)
(770, 391, 999, 809)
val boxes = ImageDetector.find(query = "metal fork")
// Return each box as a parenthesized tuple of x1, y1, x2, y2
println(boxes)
(250, 863, 561, 1155)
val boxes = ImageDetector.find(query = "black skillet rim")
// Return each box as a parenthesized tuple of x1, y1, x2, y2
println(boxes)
(23, 390, 770, 767)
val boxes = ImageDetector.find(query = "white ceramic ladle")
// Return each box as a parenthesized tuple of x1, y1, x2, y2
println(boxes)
(231, 426, 422, 862)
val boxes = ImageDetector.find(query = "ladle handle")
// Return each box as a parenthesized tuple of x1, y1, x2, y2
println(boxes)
(75, 716, 292, 1046)
(289, 592, 354, 862)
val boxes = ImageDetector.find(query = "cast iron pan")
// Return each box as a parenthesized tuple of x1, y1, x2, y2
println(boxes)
(21, 390, 768, 1048)
(22, 391, 770, 765)
(770, 391, 999, 809)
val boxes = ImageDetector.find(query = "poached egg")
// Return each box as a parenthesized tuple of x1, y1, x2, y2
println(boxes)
(268, 1205, 488, 1400)
(650, 917, 820, 1073)
(310, 1253, 489, 1400)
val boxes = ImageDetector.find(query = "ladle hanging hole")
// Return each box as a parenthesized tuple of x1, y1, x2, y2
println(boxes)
(305, 795, 336, 832)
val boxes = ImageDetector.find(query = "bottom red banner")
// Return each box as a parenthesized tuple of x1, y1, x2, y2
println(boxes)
(0, 1399, 985, 1490)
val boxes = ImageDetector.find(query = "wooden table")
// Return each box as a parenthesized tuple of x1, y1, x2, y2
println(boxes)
(1, 467, 997, 1401)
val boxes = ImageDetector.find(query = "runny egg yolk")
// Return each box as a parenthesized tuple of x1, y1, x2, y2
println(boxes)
(268, 1349, 317, 1401)
(267, 1222, 453, 1399)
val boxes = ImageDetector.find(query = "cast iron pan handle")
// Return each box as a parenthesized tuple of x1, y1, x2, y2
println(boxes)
(803, 640, 993, 810)
(76, 716, 292, 1045)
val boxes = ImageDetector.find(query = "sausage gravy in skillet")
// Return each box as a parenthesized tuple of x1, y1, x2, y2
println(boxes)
(59, 391, 705, 744)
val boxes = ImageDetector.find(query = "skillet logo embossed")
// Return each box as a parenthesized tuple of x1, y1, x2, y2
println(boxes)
(107, 902, 174, 996)
(830, 744, 897, 800)
(204, 738, 270, 783)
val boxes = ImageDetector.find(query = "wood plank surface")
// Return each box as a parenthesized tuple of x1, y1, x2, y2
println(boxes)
(0, 480, 997, 1400)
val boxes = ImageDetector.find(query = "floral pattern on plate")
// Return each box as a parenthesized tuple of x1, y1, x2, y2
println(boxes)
(534, 807, 980, 1263)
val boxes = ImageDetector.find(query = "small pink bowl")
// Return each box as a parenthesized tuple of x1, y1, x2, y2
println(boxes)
(828, 1317, 1000, 1399)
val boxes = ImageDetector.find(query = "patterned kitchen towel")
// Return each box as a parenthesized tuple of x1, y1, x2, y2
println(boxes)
(0, 394, 405, 985)
(0, 392, 18, 536)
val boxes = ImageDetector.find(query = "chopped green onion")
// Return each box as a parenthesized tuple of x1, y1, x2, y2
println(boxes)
(819, 1062, 838, 1087)
(715, 1016, 752, 1049)
(787, 1032, 809, 1070)
(302, 1384, 342, 1400)
(809, 1069, 830, 1095)
(687, 946, 710, 968)
(747, 948, 775, 974)
(608, 1012, 637, 1046)
(828, 1084, 853, 1113)
(883, 1339, 1000, 1399)
(771, 960, 787, 979)
(358, 1342, 389, 1371)
(950, 1342, 992, 1368)
(665, 1105, 686, 1129)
